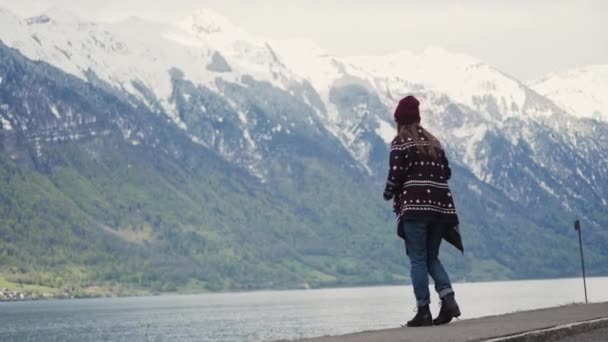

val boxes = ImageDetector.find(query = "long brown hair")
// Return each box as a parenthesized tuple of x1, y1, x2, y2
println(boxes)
(397, 123, 441, 160)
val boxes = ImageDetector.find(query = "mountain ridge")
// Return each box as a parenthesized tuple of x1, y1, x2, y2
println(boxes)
(0, 7, 607, 295)
(530, 64, 608, 122)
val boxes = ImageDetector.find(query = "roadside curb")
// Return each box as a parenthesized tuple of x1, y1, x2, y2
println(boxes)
(482, 317, 608, 342)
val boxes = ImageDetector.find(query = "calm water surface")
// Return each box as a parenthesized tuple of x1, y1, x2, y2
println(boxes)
(1, 277, 607, 342)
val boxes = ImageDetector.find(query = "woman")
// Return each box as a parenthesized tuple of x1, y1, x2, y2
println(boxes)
(383, 95, 463, 327)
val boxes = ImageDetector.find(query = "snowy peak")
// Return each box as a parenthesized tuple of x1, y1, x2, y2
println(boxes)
(274, 40, 555, 128)
(0, 6, 301, 117)
(530, 65, 608, 122)
(176, 9, 244, 37)
(344, 47, 540, 122)
(0, 5, 558, 128)
(169, 9, 298, 83)
(30, 8, 82, 25)
(272, 38, 344, 92)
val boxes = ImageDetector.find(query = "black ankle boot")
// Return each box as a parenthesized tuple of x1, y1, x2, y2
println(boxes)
(406, 304, 433, 327)
(433, 293, 461, 325)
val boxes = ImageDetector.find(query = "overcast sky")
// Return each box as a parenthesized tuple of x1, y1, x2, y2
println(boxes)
(1, 0, 606, 80)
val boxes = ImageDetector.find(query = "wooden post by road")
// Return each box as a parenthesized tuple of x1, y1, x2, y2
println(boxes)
(574, 220, 588, 304)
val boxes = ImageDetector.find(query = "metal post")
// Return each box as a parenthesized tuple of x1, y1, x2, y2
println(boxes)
(574, 220, 588, 304)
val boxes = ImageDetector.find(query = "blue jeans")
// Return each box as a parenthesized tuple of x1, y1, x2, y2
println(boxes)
(403, 220, 454, 307)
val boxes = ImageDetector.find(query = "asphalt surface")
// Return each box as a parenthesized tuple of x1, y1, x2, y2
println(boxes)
(549, 326, 608, 342)
(288, 302, 608, 342)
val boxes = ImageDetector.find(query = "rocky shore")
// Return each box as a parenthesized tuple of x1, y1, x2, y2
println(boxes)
(0, 288, 31, 301)
(0, 288, 77, 301)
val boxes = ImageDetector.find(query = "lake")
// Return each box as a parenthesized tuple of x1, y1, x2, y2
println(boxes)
(1, 277, 607, 342)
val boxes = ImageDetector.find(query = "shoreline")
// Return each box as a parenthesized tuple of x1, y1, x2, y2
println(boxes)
(1, 276, 606, 303)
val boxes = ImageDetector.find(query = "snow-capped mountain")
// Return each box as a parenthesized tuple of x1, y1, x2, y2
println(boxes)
(1, 6, 607, 288)
(1, 6, 606, 209)
(530, 65, 608, 122)
(272, 41, 562, 174)
(272, 35, 608, 221)
(0, 7, 345, 180)
(0, 7, 301, 123)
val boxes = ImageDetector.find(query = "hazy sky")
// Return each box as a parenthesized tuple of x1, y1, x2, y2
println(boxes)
(1, 0, 606, 80)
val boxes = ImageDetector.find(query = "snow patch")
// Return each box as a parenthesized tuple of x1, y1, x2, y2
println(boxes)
(1, 116, 12, 130)
(242, 129, 256, 149)
(49, 104, 61, 119)
(376, 119, 395, 143)
(272, 124, 283, 133)
(162, 101, 187, 129)
(539, 181, 557, 197)
(452, 123, 489, 181)
(237, 110, 248, 125)
(189, 134, 208, 147)
(468, 184, 482, 195)
(576, 167, 592, 185)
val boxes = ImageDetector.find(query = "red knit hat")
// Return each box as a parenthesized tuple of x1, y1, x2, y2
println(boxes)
(394, 95, 421, 125)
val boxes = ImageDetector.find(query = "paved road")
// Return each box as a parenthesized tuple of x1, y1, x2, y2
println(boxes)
(550, 326, 608, 342)
(288, 302, 608, 342)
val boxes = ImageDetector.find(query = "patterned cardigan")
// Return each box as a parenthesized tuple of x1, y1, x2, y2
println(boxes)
(383, 130, 464, 252)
